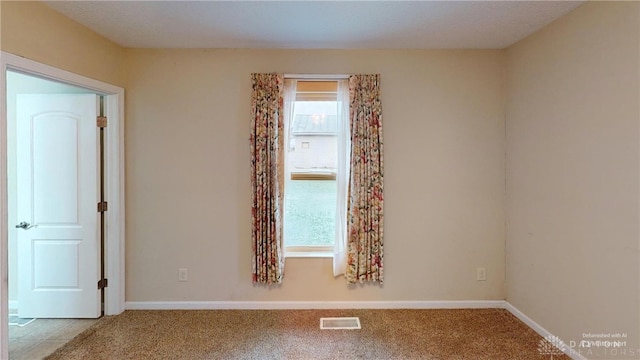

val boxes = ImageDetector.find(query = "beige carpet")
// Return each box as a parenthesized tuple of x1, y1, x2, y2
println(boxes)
(45, 309, 569, 359)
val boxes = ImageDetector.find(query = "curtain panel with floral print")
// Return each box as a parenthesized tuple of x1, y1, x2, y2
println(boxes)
(347, 74, 384, 284)
(250, 73, 285, 284)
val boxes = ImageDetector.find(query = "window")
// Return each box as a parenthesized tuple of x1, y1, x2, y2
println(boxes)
(283, 80, 347, 257)
(251, 73, 382, 283)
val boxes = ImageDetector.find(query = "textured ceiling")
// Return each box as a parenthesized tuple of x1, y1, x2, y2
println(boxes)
(44, 1, 585, 49)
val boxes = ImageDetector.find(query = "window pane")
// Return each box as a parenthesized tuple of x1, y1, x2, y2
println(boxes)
(284, 100, 338, 248)
(284, 180, 336, 246)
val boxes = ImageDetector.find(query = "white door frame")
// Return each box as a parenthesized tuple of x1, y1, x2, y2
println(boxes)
(0, 51, 125, 359)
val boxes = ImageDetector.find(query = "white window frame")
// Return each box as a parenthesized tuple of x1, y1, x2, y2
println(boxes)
(283, 75, 348, 258)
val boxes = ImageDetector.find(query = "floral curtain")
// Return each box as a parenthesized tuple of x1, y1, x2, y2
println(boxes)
(250, 73, 285, 284)
(346, 74, 384, 284)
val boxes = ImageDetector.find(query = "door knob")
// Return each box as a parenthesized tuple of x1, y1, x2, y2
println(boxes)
(15, 221, 35, 230)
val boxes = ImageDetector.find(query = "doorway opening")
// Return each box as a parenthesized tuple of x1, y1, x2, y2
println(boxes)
(0, 52, 125, 359)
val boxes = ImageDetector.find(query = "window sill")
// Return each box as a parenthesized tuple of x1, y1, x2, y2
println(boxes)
(285, 251, 334, 258)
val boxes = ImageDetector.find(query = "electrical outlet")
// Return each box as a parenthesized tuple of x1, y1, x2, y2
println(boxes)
(477, 267, 486, 281)
(178, 268, 188, 282)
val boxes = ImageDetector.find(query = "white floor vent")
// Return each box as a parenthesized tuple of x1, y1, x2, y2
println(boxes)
(320, 317, 361, 330)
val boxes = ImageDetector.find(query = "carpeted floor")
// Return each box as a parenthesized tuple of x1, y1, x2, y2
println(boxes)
(45, 308, 570, 359)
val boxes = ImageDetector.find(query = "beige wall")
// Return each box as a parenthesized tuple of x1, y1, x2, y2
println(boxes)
(506, 1, 639, 355)
(124, 49, 506, 302)
(0, 1, 125, 87)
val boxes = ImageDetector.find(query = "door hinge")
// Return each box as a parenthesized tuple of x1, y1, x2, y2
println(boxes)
(97, 116, 107, 128)
(97, 201, 108, 212)
(98, 278, 108, 290)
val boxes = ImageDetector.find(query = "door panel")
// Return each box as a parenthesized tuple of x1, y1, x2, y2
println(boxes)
(33, 240, 80, 288)
(33, 114, 79, 224)
(17, 94, 100, 319)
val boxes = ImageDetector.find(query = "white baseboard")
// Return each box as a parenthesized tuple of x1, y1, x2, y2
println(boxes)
(503, 302, 588, 360)
(125, 300, 506, 310)
(8, 301, 18, 311)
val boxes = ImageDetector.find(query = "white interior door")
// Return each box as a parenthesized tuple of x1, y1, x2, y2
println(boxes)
(16, 94, 100, 318)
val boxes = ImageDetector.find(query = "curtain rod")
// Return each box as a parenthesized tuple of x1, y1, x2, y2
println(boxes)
(284, 74, 349, 80)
